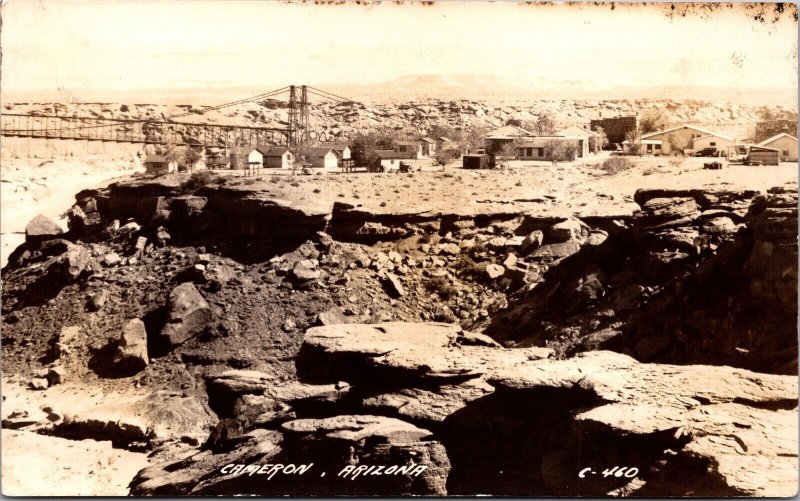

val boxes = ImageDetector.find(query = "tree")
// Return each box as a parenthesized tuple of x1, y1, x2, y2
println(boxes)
(534, 111, 558, 135)
(639, 109, 669, 134)
(163, 141, 185, 169)
(667, 133, 690, 156)
(496, 141, 519, 168)
(625, 129, 642, 155)
(373, 126, 400, 150)
(543, 141, 578, 162)
(427, 123, 458, 141)
(457, 126, 488, 154)
(590, 126, 609, 153)
(291, 140, 320, 174)
(757, 106, 776, 121)
(519, 120, 539, 134)
(183, 147, 202, 172)
(434, 148, 460, 171)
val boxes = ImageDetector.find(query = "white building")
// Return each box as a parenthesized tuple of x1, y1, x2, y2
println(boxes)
(144, 155, 178, 175)
(758, 132, 798, 162)
(310, 147, 340, 168)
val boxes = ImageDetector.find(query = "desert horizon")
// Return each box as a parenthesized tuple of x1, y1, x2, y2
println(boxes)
(3, 73, 797, 107)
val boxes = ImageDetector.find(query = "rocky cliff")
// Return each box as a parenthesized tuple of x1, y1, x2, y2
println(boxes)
(130, 323, 797, 496)
(6, 97, 792, 144)
(1, 171, 796, 496)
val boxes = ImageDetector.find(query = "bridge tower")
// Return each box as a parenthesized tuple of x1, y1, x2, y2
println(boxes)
(287, 85, 309, 149)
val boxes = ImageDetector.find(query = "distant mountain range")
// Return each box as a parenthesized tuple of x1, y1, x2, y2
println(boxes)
(4, 73, 796, 107)
(323, 74, 796, 106)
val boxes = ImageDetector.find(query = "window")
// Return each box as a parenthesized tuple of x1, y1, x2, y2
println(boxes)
(526, 148, 533, 157)
(710, 142, 716, 146)
(538, 148, 544, 157)
(655, 144, 662, 150)
(783, 150, 789, 156)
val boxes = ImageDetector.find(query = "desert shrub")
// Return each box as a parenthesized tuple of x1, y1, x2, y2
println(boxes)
(454, 254, 486, 280)
(600, 156, 636, 174)
(544, 141, 578, 162)
(425, 276, 458, 299)
(181, 171, 215, 192)
(290, 181, 300, 187)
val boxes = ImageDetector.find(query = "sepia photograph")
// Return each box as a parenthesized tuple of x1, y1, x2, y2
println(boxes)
(0, 0, 797, 497)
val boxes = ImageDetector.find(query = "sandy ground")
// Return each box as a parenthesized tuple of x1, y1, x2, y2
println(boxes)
(194, 154, 797, 220)
(1, 429, 149, 496)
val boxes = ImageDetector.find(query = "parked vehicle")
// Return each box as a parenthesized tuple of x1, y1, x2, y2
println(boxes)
(398, 162, 412, 173)
(726, 145, 748, 163)
(704, 161, 725, 170)
(693, 148, 719, 157)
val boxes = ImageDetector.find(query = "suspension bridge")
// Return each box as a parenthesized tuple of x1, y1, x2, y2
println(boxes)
(0, 85, 356, 149)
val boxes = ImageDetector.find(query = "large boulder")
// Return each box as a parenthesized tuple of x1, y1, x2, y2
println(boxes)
(546, 217, 590, 243)
(57, 244, 91, 281)
(160, 283, 212, 347)
(25, 214, 63, 244)
(114, 319, 149, 375)
(634, 197, 701, 229)
(54, 326, 81, 359)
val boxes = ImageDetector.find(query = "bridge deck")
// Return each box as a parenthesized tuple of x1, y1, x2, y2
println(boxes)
(1, 113, 291, 148)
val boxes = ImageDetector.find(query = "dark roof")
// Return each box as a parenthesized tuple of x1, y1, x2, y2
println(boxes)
(319, 142, 350, 150)
(258, 145, 290, 156)
(230, 146, 257, 155)
(144, 155, 167, 163)
(375, 149, 407, 160)
(311, 147, 336, 156)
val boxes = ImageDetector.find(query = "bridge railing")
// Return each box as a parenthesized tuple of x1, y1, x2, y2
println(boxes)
(1, 113, 290, 148)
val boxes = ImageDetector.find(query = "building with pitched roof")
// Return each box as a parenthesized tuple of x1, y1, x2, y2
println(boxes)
(319, 142, 352, 161)
(394, 140, 424, 159)
(257, 145, 294, 168)
(758, 132, 797, 162)
(144, 155, 178, 175)
(229, 146, 263, 169)
(310, 146, 340, 168)
(639, 125, 735, 155)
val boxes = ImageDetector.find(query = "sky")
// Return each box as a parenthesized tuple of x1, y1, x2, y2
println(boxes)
(1, 1, 797, 97)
